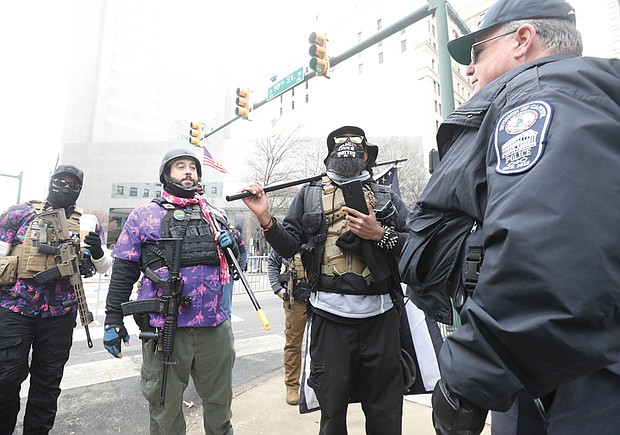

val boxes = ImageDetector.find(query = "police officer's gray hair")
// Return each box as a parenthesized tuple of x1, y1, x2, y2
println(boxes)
(505, 18, 583, 57)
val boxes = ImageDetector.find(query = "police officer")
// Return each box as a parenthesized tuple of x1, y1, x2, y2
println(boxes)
(398, 0, 620, 434)
(267, 249, 308, 406)
(0, 164, 111, 434)
(104, 148, 236, 435)
(241, 126, 409, 435)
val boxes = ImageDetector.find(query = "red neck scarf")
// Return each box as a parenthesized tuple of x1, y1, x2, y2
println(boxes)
(162, 191, 230, 285)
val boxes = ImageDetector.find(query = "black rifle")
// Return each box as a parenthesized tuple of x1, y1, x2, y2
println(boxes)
(121, 237, 184, 407)
(33, 209, 94, 348)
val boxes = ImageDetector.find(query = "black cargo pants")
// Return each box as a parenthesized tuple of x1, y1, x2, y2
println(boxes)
(0, 307, 76, 435)
(308, 308, 404, 435)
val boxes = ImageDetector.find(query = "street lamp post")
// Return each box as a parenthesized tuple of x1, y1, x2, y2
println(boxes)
(0, 171, 23, 205)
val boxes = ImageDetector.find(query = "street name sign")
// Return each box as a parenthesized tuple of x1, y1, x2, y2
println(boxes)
(267, 66, 304, 101)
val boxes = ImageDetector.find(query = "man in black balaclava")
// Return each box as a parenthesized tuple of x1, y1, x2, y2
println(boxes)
(47, 164, 84, 212)
(0, 163, 112, 434)
(241, 126, 409, 435)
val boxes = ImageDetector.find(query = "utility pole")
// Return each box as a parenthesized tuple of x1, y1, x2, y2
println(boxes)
(432, 0, 455, 118)
(0, 171, 23, 204)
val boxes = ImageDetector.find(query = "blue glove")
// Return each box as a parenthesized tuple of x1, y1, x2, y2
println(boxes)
(218, 231, 237, 250)
(103, 324, 130, 358)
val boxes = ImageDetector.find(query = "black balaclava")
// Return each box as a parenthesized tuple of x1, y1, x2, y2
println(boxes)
(163, 161, 201, 198)
(46, 164, 83, 210)
(164, 177, 201, 198)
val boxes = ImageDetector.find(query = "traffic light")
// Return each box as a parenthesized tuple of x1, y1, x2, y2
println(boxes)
(308, 32, 329, 76)
(235, 88, 251, 119)
(189, 121, 202, 146)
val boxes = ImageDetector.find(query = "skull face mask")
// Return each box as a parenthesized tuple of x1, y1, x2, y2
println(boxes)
(326, 140, 368, 178)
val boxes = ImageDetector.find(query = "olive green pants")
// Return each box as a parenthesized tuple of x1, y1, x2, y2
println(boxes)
(141, 320, 235, 435)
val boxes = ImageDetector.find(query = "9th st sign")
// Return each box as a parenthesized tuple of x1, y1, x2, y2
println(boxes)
(267, 67, 304, 101)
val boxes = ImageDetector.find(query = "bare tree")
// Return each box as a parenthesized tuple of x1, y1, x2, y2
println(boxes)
(371, 136, 430, 208)
(246, 124, 305, 186)
(294, 137, 326, 178)
(245, 125, 298, 215)
(244, 123, 316, 255)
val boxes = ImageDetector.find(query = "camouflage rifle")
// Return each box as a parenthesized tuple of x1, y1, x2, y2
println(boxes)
(33, 209, 94, 348)
(286, 258, 296, 308)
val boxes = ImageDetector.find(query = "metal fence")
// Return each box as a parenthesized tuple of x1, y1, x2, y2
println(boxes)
(232, 255, 272, 294)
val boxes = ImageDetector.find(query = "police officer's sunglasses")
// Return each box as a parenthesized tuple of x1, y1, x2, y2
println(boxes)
(470, 30, 517, 65)
(334, 135, 365, 145)
(52, 177, 82, 192)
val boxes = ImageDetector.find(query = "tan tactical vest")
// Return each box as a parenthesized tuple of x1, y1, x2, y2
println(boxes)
(11, 200, 83, 279)
(289, 253, 306, 280)
(320, 183, 372, 280)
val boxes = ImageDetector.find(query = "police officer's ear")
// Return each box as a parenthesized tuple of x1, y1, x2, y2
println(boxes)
(513, 24, 537, 62)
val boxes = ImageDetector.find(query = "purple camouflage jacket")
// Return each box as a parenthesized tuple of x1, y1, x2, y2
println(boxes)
(0, 202, 105, 317)
(112, 201, 228, 328)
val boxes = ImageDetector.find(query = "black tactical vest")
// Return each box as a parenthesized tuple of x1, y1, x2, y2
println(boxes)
(140, 199, 224, 271)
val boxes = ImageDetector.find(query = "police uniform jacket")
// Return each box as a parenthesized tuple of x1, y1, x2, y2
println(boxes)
(401, 54, 620, 411)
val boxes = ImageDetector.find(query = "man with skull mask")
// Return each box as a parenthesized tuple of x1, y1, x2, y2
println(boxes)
(104, 148, 237, 434)
(241, 126, 409, 435)
(0, 164, 111, 434)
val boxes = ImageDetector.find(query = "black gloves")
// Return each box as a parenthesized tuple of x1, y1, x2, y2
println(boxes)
(84, 231, 104, 259)
(432, 379, 488, 435)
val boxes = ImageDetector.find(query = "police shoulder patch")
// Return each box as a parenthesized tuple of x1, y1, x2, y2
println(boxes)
(494, 100, 553, 175)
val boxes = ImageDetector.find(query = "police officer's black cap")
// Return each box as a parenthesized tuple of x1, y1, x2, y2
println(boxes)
(325, 125, 378, 169)
(447, 0, 576, 65)
(52, 164, 84, 183)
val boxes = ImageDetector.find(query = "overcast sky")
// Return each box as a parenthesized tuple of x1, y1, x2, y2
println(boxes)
(0, 0, 613, 213)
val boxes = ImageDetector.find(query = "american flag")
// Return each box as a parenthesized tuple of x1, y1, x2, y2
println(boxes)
(202, 146, 228, 173)
(375, 166, 400, 196)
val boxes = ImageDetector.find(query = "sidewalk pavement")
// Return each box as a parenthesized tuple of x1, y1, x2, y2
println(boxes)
(197, 368, 492, 435)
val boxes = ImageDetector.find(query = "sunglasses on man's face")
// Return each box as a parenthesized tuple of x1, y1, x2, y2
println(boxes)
(52, 177, 82, 192)
(470, 30, 517, 65)
(334, 135, 365, 145)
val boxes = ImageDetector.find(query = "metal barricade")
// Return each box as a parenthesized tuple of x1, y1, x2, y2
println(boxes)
(232, 255, 271, 294)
